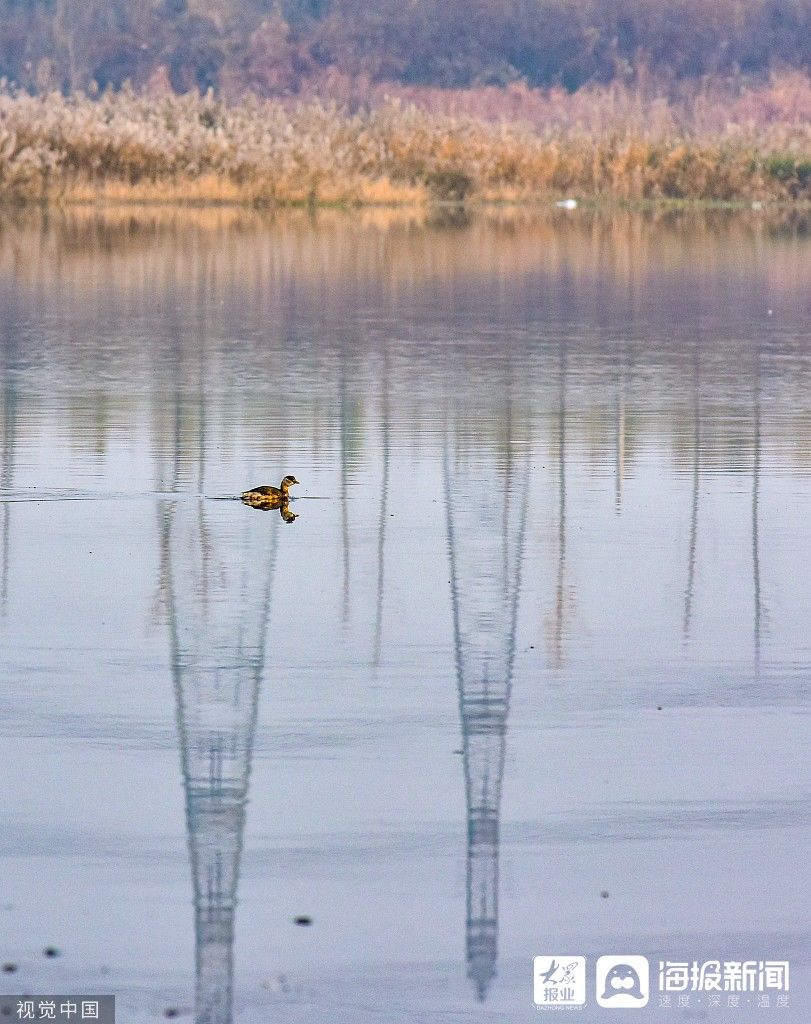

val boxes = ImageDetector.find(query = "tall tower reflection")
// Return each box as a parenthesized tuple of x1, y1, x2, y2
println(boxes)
(157, 384, 277, 1023)
(443, 405, 530, 1000)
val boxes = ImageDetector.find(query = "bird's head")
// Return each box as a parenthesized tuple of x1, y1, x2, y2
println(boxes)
(280, 475, 300, 490)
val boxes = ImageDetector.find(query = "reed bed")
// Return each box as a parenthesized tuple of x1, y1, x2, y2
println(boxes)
(1, 87, 809, 205)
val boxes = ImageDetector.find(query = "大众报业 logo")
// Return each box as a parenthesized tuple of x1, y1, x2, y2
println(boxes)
(595, 955, 650, 1008)
(533, 956, 586, 1006)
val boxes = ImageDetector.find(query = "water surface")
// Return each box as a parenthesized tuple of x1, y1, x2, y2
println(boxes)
(1, 208, 810, 1022)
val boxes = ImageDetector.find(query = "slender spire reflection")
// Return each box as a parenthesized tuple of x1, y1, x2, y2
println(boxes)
(683, 339, 701, 641)
(444, 404, 530, 1000)
(752, 340, 763, 672)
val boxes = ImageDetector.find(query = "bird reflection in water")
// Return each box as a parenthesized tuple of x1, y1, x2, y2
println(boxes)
(241, 496, 299, 523)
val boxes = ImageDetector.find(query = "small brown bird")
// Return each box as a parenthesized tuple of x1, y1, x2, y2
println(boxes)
(241, 475, 300, 508)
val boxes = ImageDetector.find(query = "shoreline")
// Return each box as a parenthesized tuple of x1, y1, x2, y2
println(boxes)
(3, 192, 811, 212)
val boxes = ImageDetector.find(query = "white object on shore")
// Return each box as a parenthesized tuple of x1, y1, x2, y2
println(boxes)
(556, 198, 578, 209)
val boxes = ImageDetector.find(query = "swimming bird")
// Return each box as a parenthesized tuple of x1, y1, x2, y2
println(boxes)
(241, 475, 300, 508)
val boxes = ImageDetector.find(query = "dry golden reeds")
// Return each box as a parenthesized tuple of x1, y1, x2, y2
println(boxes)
(0, 86, 809, 205)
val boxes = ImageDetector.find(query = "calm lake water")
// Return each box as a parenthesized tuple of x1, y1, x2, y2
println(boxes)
(1, 208, 810, 1023)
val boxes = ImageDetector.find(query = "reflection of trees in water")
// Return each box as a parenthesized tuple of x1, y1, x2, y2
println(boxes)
(157, 386, 277, 1024)
(340, 343, 351, 623)
(333, 335, 369, 626)
(615, 367, 626, 511)
(373, 345, 390, 668)
(0, 375, 15, 617)
(679, 336, 766, 669)
(3, 209, 808, 307)
(0, 303, 19, 616)
(547, 339, 569, 669)
(444, 404, 530, 1000)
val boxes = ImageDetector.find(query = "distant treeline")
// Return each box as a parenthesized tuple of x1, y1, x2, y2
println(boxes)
(1, 0, 810, 96)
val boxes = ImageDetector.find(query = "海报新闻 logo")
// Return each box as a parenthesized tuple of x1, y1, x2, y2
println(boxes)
(595, 955, 650, 1008)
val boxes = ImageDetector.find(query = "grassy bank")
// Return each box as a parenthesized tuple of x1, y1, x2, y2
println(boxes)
(1, 87, 810, 206)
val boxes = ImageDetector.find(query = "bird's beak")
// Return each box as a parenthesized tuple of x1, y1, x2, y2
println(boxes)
(292, 477, 300, 485)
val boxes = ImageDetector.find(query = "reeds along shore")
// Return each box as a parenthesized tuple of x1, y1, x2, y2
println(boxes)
(0, 82, 810, 206)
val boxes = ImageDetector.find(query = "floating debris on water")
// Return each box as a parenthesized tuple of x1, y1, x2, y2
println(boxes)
(294, 916, 313, 926)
